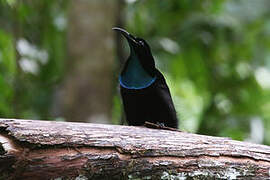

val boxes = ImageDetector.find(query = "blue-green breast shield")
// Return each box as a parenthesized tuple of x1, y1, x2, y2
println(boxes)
(120, 52, 156, 90)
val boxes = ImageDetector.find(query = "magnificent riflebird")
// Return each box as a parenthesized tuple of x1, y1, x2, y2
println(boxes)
(113, 27, 178, 128)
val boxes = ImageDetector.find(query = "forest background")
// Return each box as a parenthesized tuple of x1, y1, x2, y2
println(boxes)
(0, 0, 269, 145)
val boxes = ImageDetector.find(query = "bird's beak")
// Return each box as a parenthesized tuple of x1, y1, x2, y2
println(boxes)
(112, 27, 138, 46)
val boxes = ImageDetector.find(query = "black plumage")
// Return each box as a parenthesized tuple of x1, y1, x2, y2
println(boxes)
(113, 27, 178, 128)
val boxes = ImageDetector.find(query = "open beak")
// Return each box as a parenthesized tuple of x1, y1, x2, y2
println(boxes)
(112, 27, 138, 46)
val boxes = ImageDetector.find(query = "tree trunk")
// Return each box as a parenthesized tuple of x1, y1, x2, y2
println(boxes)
(52, 0, 117, 124)
(0, 118, 269, 179)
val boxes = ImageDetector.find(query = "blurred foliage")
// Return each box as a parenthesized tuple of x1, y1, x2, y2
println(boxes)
(0, 0, 270, 145)
(0, 0, 67, 119)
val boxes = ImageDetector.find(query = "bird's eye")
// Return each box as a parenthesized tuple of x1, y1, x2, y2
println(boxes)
(139, 40, 144, 46)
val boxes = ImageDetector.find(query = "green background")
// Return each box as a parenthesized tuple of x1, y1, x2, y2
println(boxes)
(0, 0, 269, 145)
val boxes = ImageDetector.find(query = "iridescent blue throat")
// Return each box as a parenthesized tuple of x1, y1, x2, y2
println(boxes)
(119, 55, 156, 90)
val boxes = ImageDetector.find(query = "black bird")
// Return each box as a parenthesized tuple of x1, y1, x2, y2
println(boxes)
(113, 27, 178, 128)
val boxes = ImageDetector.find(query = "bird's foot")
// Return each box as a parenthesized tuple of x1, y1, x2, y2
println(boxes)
(156, 122, 165, 128)
(144, 121, 181, 132)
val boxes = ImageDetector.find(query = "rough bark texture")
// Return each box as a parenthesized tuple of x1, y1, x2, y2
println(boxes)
(0, 118, 269, 180)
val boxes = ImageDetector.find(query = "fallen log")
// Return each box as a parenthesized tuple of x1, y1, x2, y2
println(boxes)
(0, 118, 269, 179)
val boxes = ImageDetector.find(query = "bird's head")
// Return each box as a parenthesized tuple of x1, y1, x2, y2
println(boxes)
(113, 27, 156, 89)
(113, 27, 156, 77)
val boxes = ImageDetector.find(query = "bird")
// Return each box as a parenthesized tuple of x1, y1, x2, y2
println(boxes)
(113, 27, 178, 129)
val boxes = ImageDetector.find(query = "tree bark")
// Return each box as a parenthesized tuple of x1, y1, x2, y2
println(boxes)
(0, 119, 269, 179)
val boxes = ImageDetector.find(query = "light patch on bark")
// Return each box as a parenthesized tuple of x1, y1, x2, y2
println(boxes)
(0, 135, 19, 154)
